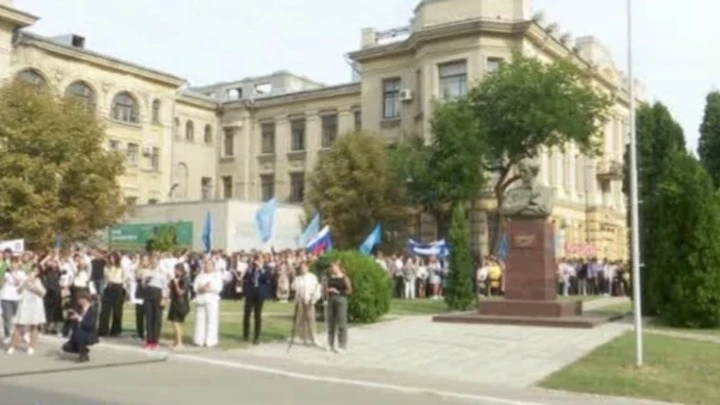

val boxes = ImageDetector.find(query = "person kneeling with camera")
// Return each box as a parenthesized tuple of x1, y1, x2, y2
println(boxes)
(62, 291, 98, 363)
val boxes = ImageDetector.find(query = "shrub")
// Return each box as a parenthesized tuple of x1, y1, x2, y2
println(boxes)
(444, 203, 475, 310)
(647, 151, 720, 328)
(312, 250, 392, 323)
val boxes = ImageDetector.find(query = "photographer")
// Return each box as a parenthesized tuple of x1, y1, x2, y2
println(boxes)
(62, 291, 98, 363)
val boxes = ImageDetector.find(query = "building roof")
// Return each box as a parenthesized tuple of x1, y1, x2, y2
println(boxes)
(16, 31, 186, 88)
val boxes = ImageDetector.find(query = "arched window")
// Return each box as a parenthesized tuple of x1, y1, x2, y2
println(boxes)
(174, 118, 181, 138)
(186, 120, 194, 142)
(204, 124, 213, 144)
(66, 81, 96, 109)
(111, 92, 139, 123)
(152, 99, 161, 123)
(17, 69, 46, 87)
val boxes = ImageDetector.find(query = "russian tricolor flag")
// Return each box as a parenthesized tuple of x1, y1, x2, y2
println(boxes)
(306, 225, 332, 255)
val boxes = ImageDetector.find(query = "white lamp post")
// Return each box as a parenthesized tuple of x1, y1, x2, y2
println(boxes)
(627, 0, 644, 367)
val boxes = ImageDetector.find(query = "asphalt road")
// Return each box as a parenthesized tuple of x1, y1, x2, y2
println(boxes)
(0, 361, 483, 405)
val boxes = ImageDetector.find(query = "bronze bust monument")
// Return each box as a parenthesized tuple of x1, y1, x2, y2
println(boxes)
(499, 158, 554, 219)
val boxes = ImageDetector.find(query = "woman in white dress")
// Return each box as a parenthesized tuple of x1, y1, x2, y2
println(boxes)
(192, 260, 223, 348)
(6, 264, 46, 355)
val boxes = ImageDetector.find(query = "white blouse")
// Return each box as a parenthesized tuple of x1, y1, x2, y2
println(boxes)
(193, 272, 223, 305)
(291, 273, 321, 304)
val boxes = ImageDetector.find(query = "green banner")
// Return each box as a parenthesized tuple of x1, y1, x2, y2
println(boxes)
(108, 221, 193, 250)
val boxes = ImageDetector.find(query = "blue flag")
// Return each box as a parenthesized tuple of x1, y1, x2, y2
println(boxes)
(54, 234, 62, 250)
(255, 198, 277, 244)
(299, 213, 320, 248)
(359, 224, 382, 255)
(497, 233, 509, 260)
(202, 211, 212, 252)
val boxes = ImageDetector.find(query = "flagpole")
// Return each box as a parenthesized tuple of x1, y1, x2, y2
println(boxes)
(627, 0, 644, 367)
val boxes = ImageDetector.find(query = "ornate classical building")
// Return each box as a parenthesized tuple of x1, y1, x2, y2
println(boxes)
(0, 0, 641, 259)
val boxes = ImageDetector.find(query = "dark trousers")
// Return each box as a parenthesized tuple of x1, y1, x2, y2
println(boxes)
(144, 287, 163, 344)
(44, 289, 64, 325)
(327, 295, 348, 349)
(242, 296, 264, 341)
(135, 304, 145, 339)
(98, 283, 124, 337)
(63, 328, 92, 356)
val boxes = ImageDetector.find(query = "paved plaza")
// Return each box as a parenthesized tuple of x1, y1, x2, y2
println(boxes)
(0, 298, 673, 405)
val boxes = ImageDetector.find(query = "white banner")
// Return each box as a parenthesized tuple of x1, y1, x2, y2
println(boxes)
(0, 239, 24, 253)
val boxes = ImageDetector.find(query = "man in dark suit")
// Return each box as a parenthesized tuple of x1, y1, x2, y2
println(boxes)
(242, 255, 271, 345)
(63, 291, 99, 362)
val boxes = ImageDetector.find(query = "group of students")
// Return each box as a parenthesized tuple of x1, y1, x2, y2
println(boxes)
(0, 247, 354, 361)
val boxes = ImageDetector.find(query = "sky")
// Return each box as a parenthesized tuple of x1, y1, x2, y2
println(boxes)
(14, 0, 718, 151)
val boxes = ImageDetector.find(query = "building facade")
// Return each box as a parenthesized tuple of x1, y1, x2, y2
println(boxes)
(0, 0, 640, 259)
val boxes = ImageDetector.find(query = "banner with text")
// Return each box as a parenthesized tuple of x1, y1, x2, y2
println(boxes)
(108, 222, 193, 250)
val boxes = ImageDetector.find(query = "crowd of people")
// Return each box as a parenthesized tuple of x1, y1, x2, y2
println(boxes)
(0, 244, 629, 362)
(0, 247, 353, 361)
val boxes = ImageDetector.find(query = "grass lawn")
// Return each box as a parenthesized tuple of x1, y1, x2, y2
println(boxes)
(540, 332, 720, 405)
(117, 298, 454, 349)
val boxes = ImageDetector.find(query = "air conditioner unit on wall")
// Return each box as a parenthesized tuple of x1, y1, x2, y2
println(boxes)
(399, 89, 413, 102)
(142, 146, 154, 156)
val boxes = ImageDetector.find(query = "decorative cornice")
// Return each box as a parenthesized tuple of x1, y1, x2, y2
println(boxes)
(224, 83, 360, 110)
(178, 91, 220, 111)
(0, 5, 38, 28)
(16, 32, 185, 89)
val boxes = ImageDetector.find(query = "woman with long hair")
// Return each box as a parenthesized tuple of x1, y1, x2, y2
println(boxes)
(98, 252, 124, 337)
(39, 256, 63, 335)
(131, 254, 153, 341)
(167, 263, 190, 350)
(325, 261, 352, 354)
(6, 264, 46, 355)
(192, 260, 222, 348)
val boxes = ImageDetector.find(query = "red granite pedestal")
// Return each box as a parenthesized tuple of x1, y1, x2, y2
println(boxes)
(434, 219, 613, 329)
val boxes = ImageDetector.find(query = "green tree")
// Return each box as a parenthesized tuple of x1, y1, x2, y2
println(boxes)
(468, 53, 612, 252)
(698, 91, 720, 187)
(147, 225, 181, 252)
(389, 98, 486, 238)
(0, 80, 125, 249)
(646, 151, 720, 328)
(444, 203, 475, 310)
(622, 102, 686, 315)
(306, 131, 407, 249)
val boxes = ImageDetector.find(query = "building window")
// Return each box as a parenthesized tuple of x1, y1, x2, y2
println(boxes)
(201, 177, 213, 200)
(290, 119, 306, 151)
(321, 114, 338, 148)
(17, 69, 46, 87)
(111, 92, 139, 123)
(260, 174, 275, 202)
(261, 122, 276, 154)
(66, 81, 96, 109)
(174, 118, 181, 138)
(204, 124, 213, 144)
(152, 99, 161, 123)
(151, 147, 160, 170)
(487, 57, 504, 74)
(126, 143, 139, 166)
(222, 176, 233, 199)
(108, 140, 120, 151)
(354, 110, 362, 131)
(439, 60, 468, 100)
(289, 173, 305, 203)
(185, 120, 195, 142)
(382, 78, 401, 119)
(223, 128, 235, 157)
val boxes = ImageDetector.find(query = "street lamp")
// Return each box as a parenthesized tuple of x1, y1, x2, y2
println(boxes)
(626, 0, 644, 367)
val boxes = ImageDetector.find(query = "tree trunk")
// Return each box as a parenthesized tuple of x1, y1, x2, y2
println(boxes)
(435, 208, 451, 240)
(490, 189, 505, 255)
